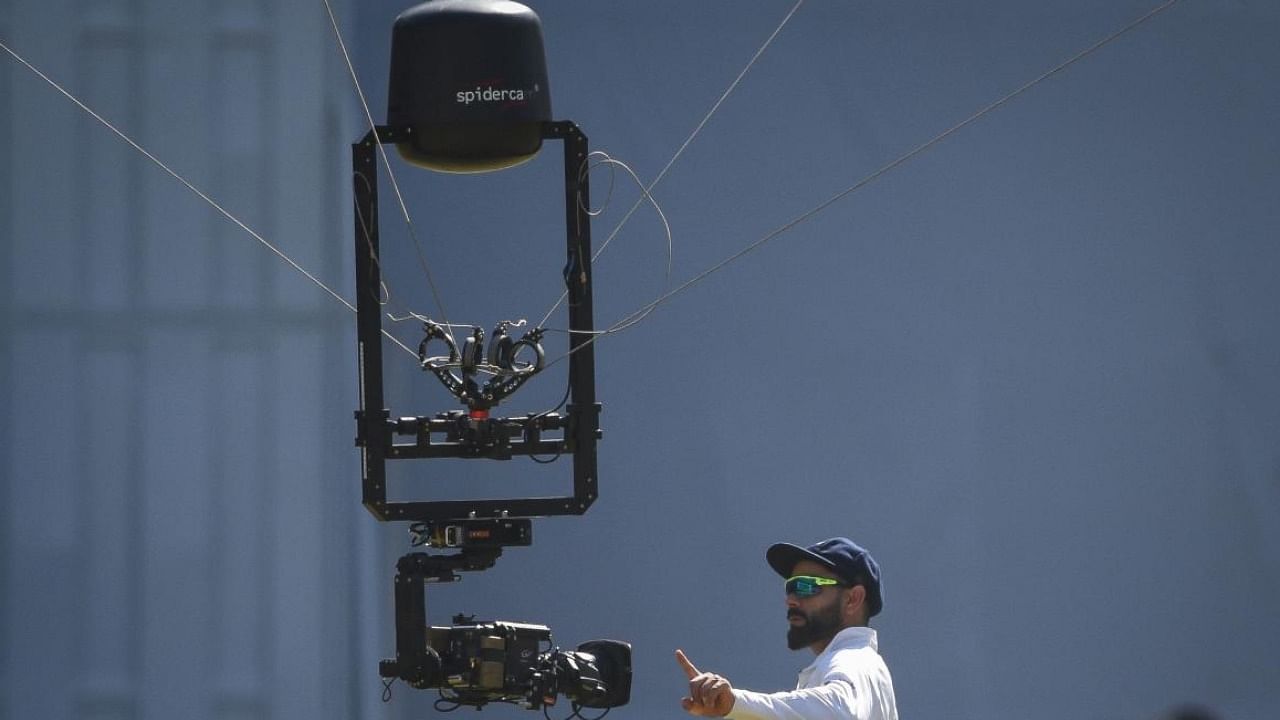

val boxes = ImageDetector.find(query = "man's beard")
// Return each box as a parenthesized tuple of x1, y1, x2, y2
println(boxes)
(786, 601, 843, 650)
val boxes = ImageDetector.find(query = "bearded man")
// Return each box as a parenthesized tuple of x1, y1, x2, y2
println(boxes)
(676, 537, 898, 720)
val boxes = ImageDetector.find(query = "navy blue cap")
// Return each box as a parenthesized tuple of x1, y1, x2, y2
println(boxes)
(766, 537, 883, 617)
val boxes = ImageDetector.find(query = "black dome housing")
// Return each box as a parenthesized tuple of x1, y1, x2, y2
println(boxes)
(387, 0, 552, 172)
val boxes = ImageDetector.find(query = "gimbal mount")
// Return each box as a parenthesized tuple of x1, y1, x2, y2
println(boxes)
(378, 544, 503, 688)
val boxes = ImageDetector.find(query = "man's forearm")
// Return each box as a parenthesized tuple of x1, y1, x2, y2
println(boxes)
(727, 682, 860, 720)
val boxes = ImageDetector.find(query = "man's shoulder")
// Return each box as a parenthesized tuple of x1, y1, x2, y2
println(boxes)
(822, 632, 890, 679)
(832, 626, 878, 646)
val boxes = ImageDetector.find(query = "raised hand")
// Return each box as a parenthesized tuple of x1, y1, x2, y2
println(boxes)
(676, 649, 735, 717)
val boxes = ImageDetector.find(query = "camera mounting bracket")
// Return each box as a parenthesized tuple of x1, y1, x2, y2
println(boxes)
(379, 547, 503, 688)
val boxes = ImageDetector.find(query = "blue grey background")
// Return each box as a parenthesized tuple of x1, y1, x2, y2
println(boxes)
(3, 1, 1278, 719)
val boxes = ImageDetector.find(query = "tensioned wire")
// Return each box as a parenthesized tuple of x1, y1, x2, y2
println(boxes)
(536, 0, 807, 330)
(0, 35, 420, 360)
(569, 150, 675, 333)
(1, 0, 1180, 370)
(537, 0, 1184, 371)
(322, 0, 460, 349)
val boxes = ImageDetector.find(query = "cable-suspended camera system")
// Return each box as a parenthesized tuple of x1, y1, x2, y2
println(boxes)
(1, 0, 1194, 713)
(352, 0, 629, 712)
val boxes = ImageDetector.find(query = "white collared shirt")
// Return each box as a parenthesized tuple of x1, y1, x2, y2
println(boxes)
(727, 626, 898, 720)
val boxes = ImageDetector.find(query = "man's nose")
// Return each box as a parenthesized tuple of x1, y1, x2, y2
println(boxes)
(785, 594, 799, 608)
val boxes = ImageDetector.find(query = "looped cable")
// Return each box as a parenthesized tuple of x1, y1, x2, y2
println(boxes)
(577, 151, 617, 218)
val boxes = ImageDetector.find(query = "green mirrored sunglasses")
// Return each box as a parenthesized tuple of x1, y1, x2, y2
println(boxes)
(784, 575, 844, 598)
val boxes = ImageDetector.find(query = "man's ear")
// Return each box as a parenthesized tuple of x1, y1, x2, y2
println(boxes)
(844, 584, 867, 623)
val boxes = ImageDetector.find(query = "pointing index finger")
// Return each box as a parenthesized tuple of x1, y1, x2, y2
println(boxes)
(675, 649, 700, 679)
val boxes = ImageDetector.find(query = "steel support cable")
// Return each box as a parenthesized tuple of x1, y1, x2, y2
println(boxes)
(322, 0, 459, 349)
(0, 37, 420, 360)
(536, 0, 807, 329)
(2, 0, 1180, 368)
(540, 0, 1184, 370)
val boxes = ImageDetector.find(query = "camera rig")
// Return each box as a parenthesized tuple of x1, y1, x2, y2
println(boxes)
(353, 122, 628, 711)
(352, 3, 631, 712)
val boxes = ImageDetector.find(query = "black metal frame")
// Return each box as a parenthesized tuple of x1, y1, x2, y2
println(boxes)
(352, 121, 601, 523)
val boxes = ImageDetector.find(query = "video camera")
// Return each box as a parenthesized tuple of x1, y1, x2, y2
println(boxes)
(378, 520, 632, 712)
(380, 615, 631, 710)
